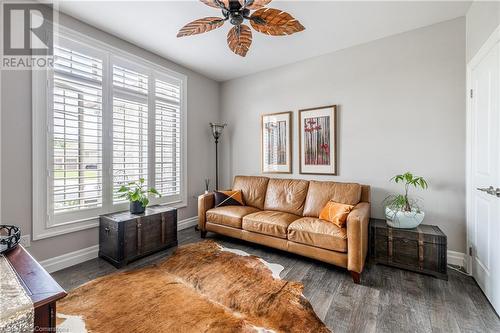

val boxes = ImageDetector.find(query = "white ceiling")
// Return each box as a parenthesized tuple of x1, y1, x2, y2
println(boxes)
(56, 1, 471, 81)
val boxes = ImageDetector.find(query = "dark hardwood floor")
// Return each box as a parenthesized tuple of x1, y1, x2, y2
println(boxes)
(52, 227, 500, 333)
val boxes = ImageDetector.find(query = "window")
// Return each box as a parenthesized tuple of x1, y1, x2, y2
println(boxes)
(33, 28, 187, 240)
(155, 79, 182, 196)
(111, 64, 149, 204)
(52, 45, 103, 215)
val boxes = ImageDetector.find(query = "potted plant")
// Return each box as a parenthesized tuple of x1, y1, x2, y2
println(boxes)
(384, 172, 428, 229)
(117, 178, 161, 214)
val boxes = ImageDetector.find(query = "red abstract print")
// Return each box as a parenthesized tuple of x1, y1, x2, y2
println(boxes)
(304, 116, 330, 165)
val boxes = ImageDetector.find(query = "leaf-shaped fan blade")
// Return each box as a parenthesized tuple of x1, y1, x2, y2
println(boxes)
(241, 0, 273, 10)
(177, 17, 226, 37)
(227, 24, 252, 57)
(200, 0, 230, 9)
(250, 8, 305, 36)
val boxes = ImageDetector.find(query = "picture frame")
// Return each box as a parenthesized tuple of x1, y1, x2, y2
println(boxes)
(299, 105, 337, 175)
(261, 111, 292, 174)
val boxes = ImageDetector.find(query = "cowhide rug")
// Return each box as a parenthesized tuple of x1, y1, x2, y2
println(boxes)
(57, 240, 331, 333)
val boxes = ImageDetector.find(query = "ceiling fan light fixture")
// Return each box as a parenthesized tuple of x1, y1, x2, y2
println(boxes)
(177, 0, 305, 57)
(230, 13, 244, 25)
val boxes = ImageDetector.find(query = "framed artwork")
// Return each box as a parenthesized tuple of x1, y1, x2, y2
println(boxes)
(261, 111, 292, 173)
(299, 105, 337, 175)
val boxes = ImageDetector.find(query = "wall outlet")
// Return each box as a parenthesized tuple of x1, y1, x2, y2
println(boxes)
(20, 234, 31, 248)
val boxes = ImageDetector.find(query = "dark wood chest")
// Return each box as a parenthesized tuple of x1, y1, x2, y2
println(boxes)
(99, 205, 177, 268)
(6, 245, 67, 331)
(369, 218, 447, 280)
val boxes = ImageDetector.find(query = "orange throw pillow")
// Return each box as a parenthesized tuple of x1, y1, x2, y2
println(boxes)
(319, 201, 354, 228)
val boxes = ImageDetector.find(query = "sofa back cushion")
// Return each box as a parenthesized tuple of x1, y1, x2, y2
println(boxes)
(303, 181, 362, 217)
(232, 176, 269, 210)
(264, 178, 310, 216)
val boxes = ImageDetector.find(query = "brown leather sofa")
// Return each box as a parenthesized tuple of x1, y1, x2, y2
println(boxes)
(198, 176, 371, 283)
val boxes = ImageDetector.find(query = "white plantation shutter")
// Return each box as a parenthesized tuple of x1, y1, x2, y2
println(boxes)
(33, 29, 186, 239)
(112, 64, 149, 203)
(51, 45, 103, 215)
(155, 78, 182, 196)
(113, 64, 148, 94)
(112, 97, 149, 202)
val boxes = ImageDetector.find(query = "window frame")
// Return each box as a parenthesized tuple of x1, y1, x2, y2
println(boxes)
(32, 25, 187, 240)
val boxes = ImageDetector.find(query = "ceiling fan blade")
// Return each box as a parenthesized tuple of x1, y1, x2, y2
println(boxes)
(250, 8, 305, 36)
(241, 0, 273, 10)
(200, 0, 230, 10)
(177, 17, 226, 37)
(227, 24, 252, 57)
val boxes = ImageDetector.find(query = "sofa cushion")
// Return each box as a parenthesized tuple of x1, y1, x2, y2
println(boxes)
(206, 206, 260, 229)
(288, 217, 347, 252)
(233, 176, 270, 210)
(264, 178, 309, 216)
(242, 211, 300, 239)
(302, 181, 362, 217)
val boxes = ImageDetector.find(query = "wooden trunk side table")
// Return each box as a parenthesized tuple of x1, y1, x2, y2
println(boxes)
(99, 205, 178, 268)
(5, 245, 67, 331)
(369, 218, 448, 280)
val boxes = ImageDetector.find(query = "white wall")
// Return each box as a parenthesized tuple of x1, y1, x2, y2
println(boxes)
(466, 0, 500, 62)
(0, 13, 220, 261)
(220, 18, 466, 252)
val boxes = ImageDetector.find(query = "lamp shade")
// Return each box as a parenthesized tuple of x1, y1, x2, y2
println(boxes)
(209, 123, 226, 140)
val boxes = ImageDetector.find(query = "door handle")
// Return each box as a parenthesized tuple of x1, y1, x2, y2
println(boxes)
(477, 186, 500, 197)
(477, 186, 494, 193)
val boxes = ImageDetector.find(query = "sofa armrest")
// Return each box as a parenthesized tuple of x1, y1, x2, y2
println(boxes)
(346, 202, 370, 274)
(198, 193, 215, 231)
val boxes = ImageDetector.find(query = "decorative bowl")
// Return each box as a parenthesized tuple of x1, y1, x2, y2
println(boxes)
(0, 225, 21, 254)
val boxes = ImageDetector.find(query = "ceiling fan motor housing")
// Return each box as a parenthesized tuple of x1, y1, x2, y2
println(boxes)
(228, 0, 242, 11)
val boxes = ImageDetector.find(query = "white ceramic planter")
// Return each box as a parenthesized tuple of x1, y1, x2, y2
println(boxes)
(385, 207, 425, 229)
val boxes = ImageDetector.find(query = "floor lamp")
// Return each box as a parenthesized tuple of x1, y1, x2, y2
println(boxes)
(210, 123, 226, 190)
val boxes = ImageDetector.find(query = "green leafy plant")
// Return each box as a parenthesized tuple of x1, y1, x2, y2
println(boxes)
(117, 178, 161, 208)
(384, 172, 428, 212)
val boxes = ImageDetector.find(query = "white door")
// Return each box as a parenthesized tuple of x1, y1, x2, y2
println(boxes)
(468, 39, 500, 313)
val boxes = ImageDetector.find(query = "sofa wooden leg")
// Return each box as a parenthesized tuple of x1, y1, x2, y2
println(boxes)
(350, 271, 361, 284)
(200, 230, 207, 238)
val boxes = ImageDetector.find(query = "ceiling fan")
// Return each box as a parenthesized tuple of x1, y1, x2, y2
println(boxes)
(177, 0, 305, 57)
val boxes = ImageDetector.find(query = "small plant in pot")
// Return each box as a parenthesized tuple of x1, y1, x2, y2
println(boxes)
(117, 178, 161, 214)
(383, 172, 428, 229)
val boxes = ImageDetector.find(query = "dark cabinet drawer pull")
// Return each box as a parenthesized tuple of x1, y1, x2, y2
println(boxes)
(104, 227, 110, 234)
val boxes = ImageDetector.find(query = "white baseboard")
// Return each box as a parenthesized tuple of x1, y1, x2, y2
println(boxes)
(447, 250, 466, 268)
(40, 216, 198, 273)
(178, 216, 198, 230)
(40, 245, 99, 273)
